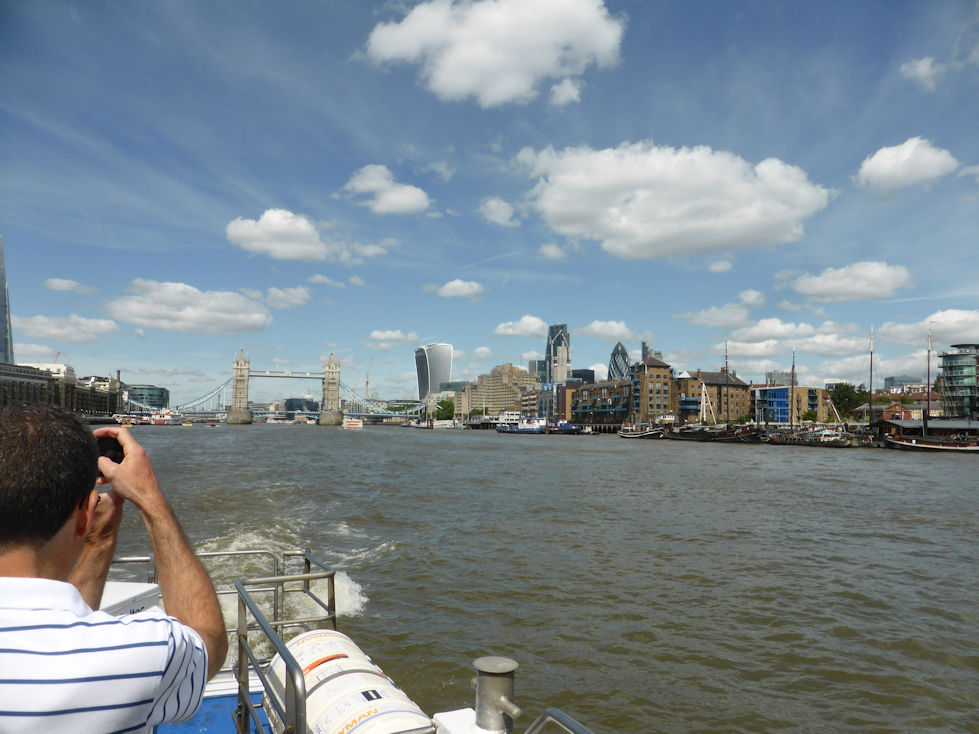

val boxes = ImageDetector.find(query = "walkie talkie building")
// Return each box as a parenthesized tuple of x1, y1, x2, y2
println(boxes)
(415, 343, 453, 400)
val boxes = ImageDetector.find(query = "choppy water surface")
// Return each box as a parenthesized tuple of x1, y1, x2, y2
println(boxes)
(117, 425, 978, 732)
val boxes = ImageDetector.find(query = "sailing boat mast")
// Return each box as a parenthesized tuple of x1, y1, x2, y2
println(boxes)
(924, 325, 932, 436)
(790, 350, 796, 429)
(724, 339, 729, 425)
(868, 327, 875, 429)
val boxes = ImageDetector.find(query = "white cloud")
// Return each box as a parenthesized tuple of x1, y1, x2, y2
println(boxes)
(855, 137, 959, 195)
(739, 289, 765, 308)
(677, 304, 750, 328)
(105, 279, 272, 333)
(790, 333, 866, 357)
(517, 141, 833, 260)
(731, 318, 815, 341)
(309, 274, 347, 288)
(589, 362, 609, 381)
(724, 340, 779, 358)
(426, 160, 456, 181)
(368, 329, 419, 343)
(365, 0, 624, 108)
(462, 346, 493, 360)
(789, 261, 913, 302)
(12, 313, 118, 343)
(424, 279, 486, 298)
(13, 343, 59, 360)
(478, 197, 519, 227)
(550, 78, 581, 106)
(521, 350, 544, 361)
(44, 278, 96, 294)
(708, 259, 733, 273)
(900, 57, 946, 91)
(878, 309, 979, 346)
(494, 314, 548, 337)
(539, 242, 566, 261)
(265, 286, 311, 309)
(348, 275, 367, 288)
(574, 319, 634, 342)
(227, 209, 336, 261)
(343, 165, 430, 214)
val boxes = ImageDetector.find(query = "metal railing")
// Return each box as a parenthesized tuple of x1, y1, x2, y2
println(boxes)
(525, 708, 595, 734)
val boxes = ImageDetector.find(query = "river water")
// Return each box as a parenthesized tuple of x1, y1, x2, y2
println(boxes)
(112, 425, 977, 733)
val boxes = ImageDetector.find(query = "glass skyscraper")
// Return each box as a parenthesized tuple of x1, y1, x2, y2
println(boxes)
(545, 324, 570, 383)
(415, 343, 453, 400)
(608, 341, 630, 380)
(0, 236, 13, 365)
(940, 344, 978, 419)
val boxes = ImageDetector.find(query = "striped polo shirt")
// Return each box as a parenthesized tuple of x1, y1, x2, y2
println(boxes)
(0, 577, 208, 733)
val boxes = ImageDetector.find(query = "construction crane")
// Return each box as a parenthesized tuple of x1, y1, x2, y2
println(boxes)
(364, 356, 373, 400)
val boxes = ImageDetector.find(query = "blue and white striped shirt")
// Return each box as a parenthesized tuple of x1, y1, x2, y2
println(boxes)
(0, 577, 208, 733)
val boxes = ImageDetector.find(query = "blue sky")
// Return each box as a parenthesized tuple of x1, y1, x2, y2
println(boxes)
(2, 0, 977, 404)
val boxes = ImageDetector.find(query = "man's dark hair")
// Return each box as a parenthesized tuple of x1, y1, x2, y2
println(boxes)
(0, 404, 98, 549)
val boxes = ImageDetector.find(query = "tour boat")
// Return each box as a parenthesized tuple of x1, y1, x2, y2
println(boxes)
(496, 417, 546, 434)
(102, 549, 591, 734)
(340, 416, 364, 430)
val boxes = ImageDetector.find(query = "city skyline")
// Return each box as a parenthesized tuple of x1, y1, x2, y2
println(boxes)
(1, 2, 977, 404)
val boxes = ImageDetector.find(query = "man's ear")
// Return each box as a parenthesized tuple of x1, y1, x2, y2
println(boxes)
(75, 490, 99, 539)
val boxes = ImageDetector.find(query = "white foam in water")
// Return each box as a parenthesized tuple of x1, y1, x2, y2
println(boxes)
(334, 570, 368, 617)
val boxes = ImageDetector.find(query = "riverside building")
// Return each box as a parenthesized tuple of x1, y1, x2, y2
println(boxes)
(454, 364, 539, 419)
(940, 344, 979, 419)
(545, 324, 570, 383)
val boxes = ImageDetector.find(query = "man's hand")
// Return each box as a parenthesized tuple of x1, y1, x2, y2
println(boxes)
(93, 426, 166, 515)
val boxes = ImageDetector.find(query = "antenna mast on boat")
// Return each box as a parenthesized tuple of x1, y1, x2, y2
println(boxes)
(724, 339, 729, 425)
(790, 350, 796, 430)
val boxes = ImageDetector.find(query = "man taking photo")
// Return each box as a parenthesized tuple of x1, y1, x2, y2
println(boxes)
(0, 404, 228, 732)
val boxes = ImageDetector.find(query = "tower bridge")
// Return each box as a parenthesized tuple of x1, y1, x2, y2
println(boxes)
(220, 350, 422, 425)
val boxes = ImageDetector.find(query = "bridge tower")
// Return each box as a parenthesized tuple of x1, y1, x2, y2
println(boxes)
(319, 353, 342, 426)
(227, 349, 253, 425)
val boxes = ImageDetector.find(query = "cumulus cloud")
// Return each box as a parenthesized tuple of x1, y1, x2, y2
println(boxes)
(731, 318, 816, 342)
(574, 319, 634, 342)
(348, 275, 367, 288)
(105, 279, 272, 333)
(365, 328, 420, 351)
(590, 362, 609, 381)
(365, 0, 624, 108)
(309, 274, 346, 288)
(677, 303, 750, 328)
(460, 346, 493, 360)
(424, 279, 486, 298)
(227, 209, 335, 261)
(44, 278, 96, 295)
(517, 141, 833, 260)
(855, 137, 959, 195)
(12, 343, 60, 360)
(478, 197, 519, 227)
(494, 314, 548, 337)
(265, 286, 311, 309)
(724, 340, 779, 358)
(521, 350, 544, 361)
(791, 333, 866, 357)
(878, 309, 979, 346)
(900, 57, 946, 91)
(739, 289, 765, 308)
(708, 259, 733, 273)
(550, 78, 581, 106)
(343, 165, 430, 215)
(12, 313, 118, 343)
(789, 261, 913, 302)
(539, 243, 567, 261)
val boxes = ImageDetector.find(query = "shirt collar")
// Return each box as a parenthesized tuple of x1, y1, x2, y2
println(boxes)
(0, 576, 92, 615)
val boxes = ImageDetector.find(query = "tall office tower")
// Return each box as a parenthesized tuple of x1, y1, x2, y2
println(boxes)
(545, 324, 570, 383)
(641, 340, 663, 361)
(415, 343, 453, 400)
(528, 359, 546, 382)
(0, 236, 13, 365)
(608, 341, 630, 380)
(641, 340, 650, 361)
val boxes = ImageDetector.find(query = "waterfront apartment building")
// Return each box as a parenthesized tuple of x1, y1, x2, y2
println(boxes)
(751, 385, 830, 425)
(569, 377, 631, 430)
(940, 343, 978, 419)
(454, 363, 539, 418)
(545, 324, 570, 383)
(0, 362, 123, 414)
(415, 343, 453, 400)
(676, 369, 751, 424)
(631, 355, 677, 425)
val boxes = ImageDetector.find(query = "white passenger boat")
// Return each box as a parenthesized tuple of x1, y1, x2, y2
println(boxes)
(104, 549, 592, 734)
(340, 416, 364, 430)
